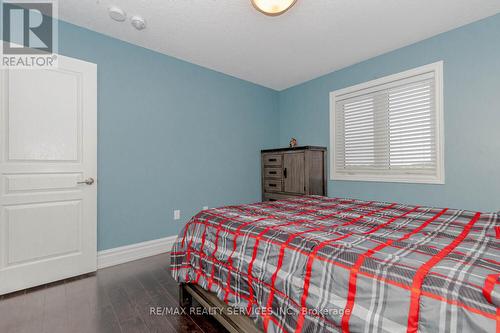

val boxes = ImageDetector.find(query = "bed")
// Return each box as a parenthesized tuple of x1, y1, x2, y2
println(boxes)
(171, 196, 499, 333)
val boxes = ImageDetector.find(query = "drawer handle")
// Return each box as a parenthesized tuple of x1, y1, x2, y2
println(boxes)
(269, 158, 277, 162)
(269, 184, 277, 187)
(284, 168, 287, 178)
(269, 171, 277, 175)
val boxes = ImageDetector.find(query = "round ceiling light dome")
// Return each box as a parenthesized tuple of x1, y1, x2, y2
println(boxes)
(251, 0, 297, 16)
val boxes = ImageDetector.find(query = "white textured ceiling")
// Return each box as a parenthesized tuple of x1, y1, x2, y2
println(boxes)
(59, 0, 500, 90)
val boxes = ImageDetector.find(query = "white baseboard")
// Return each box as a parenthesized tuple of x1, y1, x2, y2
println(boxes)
(97, 235, 178, 269)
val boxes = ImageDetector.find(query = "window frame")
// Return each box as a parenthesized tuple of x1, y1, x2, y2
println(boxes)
(329, 61, 445, 184)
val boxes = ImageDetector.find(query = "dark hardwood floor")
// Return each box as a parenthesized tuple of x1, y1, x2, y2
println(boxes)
(0, 253, 228, 333)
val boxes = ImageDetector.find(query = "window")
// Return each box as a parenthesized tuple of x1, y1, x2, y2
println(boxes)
(330, 62, 444, 184)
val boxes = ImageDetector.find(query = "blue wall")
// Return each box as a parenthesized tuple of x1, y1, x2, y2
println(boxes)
(278, 14, 500, 212)
(57, 22, 279, 250)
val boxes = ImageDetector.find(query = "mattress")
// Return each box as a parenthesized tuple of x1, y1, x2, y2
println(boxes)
(171, 196, 499, 333)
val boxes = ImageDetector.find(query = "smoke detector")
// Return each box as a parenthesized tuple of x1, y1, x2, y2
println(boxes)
(109, 6, 126, 22)
(131, 16, 146, 30)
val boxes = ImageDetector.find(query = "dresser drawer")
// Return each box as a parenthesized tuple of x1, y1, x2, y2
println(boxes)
(263, 154, 282, 166)
(264, 167, 282, 179)
(264, 179, 282, 192)
(264, 193, 299, 202)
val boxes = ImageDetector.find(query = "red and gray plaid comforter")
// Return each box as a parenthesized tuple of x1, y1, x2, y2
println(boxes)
(171, 196, 500, 333)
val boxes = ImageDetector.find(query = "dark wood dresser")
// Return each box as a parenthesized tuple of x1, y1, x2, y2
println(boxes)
(261, 146, 327, 201)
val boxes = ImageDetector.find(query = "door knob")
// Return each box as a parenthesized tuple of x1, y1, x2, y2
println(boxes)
(77, 177, 95, 185)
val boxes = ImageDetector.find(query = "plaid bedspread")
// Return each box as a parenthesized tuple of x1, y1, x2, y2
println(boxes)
(171, 196, 500, 333)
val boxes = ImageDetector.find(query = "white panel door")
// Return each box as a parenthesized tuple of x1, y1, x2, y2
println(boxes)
(0, 55, 97, 295)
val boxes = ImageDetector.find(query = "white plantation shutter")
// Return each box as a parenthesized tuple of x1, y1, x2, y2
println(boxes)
(331, 62, 444, 183)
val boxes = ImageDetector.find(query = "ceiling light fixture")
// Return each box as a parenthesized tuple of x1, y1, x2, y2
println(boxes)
(251, 0, 297, 16)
